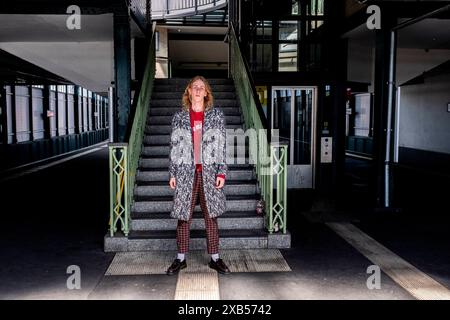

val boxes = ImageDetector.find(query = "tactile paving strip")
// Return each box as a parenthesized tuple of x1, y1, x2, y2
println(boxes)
(105, 249, 291, 275)
(105, 251, 175, 275)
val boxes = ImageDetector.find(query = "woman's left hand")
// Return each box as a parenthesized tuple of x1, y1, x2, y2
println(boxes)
(215, 176, 225, 189)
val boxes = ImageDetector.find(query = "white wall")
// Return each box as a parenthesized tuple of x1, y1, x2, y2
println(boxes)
(155, 27, 169, 78)
(398, 72, 450, 154)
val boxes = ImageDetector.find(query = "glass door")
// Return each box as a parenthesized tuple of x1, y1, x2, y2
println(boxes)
(272, 87, 316, 188)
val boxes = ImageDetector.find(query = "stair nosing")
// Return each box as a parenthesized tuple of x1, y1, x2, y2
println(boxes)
(133, 194, 260, 202)
(131, 211, 262, 219)
(128, 229, 268, 240)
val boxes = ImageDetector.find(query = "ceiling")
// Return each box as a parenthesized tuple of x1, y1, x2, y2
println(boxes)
(0, 14, 144, 42)
(0, 13, 145, 92)
(343, 18, 450, 50)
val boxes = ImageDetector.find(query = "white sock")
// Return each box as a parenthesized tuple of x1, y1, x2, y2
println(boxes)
(211, 253, 219, 262)
(177, 253, 185, 262)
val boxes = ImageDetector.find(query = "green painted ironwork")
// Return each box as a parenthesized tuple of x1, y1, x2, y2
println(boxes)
(109, 22, 157, 237)
(109, 144, 129, 236)
(229, 25, 288, 234)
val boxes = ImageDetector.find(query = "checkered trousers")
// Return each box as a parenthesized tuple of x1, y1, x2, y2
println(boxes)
(176, 170, 219, 254)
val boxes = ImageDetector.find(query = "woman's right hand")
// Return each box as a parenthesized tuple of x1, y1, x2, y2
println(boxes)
(169, 177, 176, 189)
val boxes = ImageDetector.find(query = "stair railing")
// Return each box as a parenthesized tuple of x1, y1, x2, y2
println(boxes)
(229, 24, 288, 234)
(109, 22, 157, 237)
(151, 0, 227, 20)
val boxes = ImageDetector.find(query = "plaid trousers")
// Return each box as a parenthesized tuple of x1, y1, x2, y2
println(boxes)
(176, 170, 219, 254)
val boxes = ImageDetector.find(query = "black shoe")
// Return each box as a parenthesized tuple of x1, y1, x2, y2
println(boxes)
(166, 259, 187, 275)
(208, 258, 231, 274)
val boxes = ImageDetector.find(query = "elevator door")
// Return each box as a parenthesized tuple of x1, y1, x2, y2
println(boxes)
(271, 87, 316, 188)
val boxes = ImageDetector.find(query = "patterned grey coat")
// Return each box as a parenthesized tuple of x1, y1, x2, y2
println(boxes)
(169, 108, 227, 221)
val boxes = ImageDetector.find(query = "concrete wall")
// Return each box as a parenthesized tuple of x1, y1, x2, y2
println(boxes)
(169, 40, 228, 71)
(398, 71, 450, 155)
(155, 27, 169, 78)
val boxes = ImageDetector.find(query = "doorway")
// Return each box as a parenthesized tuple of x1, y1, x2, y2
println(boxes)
(271, 87, 317, 188)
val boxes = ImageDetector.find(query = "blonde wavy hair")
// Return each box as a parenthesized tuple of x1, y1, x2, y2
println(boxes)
(182, 76, 214, 111)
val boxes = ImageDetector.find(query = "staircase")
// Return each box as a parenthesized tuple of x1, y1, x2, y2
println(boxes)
(104, 78, 291, 252)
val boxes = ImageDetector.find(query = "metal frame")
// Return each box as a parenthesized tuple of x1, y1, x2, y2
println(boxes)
(271, 86, 317, 189)
(0, 84, 7, 144)
(151, 0, 227, 20)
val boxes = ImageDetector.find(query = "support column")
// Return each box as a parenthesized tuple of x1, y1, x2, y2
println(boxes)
(92, 94, 96, 131)
(65, 86, 70, 135)
(372, 11, 397, 209)
(0, 84, 7, 144)
(43, 85, 51, 139)
(11, 85, 17, 143)
(73, 85, 81, 134)
(28, 85, 34, 141)
(55, 87, 60, 137)
(113, 8, 131, 142)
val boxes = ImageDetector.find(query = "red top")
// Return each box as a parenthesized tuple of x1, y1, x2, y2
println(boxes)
(190, 108, 225, 181)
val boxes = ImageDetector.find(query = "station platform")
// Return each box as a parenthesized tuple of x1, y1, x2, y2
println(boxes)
(1, 146, 449, 301)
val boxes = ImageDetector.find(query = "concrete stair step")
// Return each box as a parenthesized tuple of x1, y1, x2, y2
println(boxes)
(136, 169, 255, 182)
(154, 78, 233, 86)
(143, 135, 169, 145)
(152, 91, 236, 99)
(129, 229, 267, 250)
(148, 106, 241, 116)
(139, 157, 254, 169)
(145, 124, 243, 134)
(143, 134, 252, 146)
(150, 99, 239, 108)
(132, 196, 259, 213)
(134, 182, 258, 197)
(153, 84, 235, 92)
(149, 108, 241, 116)
(141, 145, 250, 157)
(105, 229, 291, 251)
(130, 211, 264, 231)
(136, 177, 256, 185)
(147, 114, 242, 125)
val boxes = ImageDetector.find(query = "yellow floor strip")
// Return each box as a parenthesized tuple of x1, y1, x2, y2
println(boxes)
(175, 272, 220, 300)
(327, 222, 450, 300)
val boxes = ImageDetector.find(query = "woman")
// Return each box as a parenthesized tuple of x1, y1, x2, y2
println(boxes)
(166, 76, 230, 275)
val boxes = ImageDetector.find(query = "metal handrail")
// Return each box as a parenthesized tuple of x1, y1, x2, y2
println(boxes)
(229, 24, 288, 234)
(151, 0, 227, 20)
(109, 22, 157, 237)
